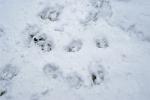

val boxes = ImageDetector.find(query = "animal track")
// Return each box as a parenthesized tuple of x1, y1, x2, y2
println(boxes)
(88, 62, 105, 85)
(83, 0, 112, 24)
(43, 63, 83, 88)
(65, 73, 83, 88)
(33, 34, 54, 52)
(41, 40, 54, 52)
(25, 25, 110, 51)
(0, 64, 18, 98)
(25, 25, 54, 52)
(65, 39, 83, 52)
(39, 5, 63, 21)
(95, 37, 109, 48)
(0, 64, 18, 81)
(91, 0, 112, 17)
(43, 63, 62, 79)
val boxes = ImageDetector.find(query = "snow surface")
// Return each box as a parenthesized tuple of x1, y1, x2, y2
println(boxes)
(0, 0, 150, 100)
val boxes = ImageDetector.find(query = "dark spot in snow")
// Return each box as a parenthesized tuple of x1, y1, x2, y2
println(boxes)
(0, 90, 6, 97)
(91, 74, 97, 84)
(33, 38, 38, 43)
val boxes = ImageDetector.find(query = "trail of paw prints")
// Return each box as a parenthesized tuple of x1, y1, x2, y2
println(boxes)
(24, 25, 54, 52)
(24, 25, 84, 53)
(0, 64, 19, 97)
(42, 62, 106, 89)
(43, 63, 84, 89)
(43, 63, 83, 89)
(38, 5, 63, 22)
(24, 24, 110, 52)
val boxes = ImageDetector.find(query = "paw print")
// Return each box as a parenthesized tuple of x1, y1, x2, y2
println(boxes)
(95, 37, 109, 48)
(83, 0, 112, 24)
(65, 73, 83, 89)
(33, 34, 54, 52)
(41, 40, 54, 52)
(88, 62, 105, 85)
(24, 25, 54, 52)
(0, 64, 18, 81)
(43, 63, 62, 79)
(39, 5, 63, 21)
(65, 39, 83, 52)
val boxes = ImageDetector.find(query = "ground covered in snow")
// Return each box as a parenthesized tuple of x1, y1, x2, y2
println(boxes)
(0, 0, 150, 100)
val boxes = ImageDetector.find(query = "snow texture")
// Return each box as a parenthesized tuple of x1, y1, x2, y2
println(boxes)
(0, 0, 150, 100)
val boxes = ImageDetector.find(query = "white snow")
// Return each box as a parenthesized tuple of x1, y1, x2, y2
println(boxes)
(0, 0, 150, 100)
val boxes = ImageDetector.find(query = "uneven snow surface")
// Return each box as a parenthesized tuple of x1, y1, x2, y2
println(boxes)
(0, 0, 150, 100)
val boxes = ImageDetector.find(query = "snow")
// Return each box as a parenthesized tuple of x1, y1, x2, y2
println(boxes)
(0, 0, 150, 100)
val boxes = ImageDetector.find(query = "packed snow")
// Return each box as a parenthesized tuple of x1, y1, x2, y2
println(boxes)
(0, 0, 150, 100)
